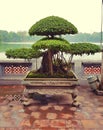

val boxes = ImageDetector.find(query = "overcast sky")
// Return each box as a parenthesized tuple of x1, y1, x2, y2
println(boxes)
(0, 0, 102, 33)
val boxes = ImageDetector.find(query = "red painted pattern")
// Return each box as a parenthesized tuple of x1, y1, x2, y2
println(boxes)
(84, 66, 101, 74)
(4, 65, 28, 74)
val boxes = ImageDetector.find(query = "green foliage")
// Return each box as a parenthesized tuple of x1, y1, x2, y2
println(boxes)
(70, 43, 101, 55)
(5, 42, 101, 60)
(32, 37, 71, 52)
(5, 48, 42, 60)
(5, 42, 100, 60)
(29, 16, 78, 36)
(9, 32, 21, 42)
(0, 30, 9, 42)
(26, 70, 76, 78)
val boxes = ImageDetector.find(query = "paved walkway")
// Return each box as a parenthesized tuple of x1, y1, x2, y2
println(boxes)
(0, 85, 103, 130)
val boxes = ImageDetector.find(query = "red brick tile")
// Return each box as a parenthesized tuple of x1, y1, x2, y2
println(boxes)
(0, 128, 5, 130)
(5, 128, 19, 130)
(40, 106, 51, 110)
(33, 119, 49, 128)
(58, 128, 75, 130)
(46, 113, 57, 119)
(50, 120, 66, 128)
(19, 119, 32, 128)
(53, 105, 64, 111)
(98, 119, 103, 126)
(59, 113, 73, 119)
(20, 128, 39, 130)
(81, 120, 99, 129)
(31, 112, 41, 119)
(66, 120, 82, 129)
(42, 128, 58, 130)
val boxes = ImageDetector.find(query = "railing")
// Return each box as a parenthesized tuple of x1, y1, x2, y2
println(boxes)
(0, 61, 32, 77)
(0, 60, 101, 79)
(82, 62, 101, 75)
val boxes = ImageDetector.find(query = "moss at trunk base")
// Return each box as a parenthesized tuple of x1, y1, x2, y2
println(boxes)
(26, 70, 76, 79)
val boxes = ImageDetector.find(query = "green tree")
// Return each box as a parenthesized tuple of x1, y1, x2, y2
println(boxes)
(29, 16, 78, 75)
(29, 16, 100, 75)
(0, 30, 9, 42)
(9, 32, 21, 42)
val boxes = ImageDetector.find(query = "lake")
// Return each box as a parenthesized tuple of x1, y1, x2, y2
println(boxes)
(0, 42, 102, 61)
(0, 42, 33, 52)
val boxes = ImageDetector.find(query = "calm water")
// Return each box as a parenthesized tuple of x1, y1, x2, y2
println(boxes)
(0, 42, 101, 61)
(0, 42, 33, 52)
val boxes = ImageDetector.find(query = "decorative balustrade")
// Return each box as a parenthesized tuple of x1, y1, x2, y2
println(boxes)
(0, 60, 102, 78)
(4, 65, 29, 74)
(82, 62, 101, 75)
(0, 61, 32, 77)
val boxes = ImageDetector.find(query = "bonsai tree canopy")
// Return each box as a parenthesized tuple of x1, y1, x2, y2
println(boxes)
(32, 37, 71, 52)
(29, 16, 78, 37)
(70, 43, 101, 55)
(5, 48, 43, 60)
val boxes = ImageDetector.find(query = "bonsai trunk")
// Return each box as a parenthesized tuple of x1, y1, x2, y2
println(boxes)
(41, 50, 53, 75)
(48, 49, 53, 75)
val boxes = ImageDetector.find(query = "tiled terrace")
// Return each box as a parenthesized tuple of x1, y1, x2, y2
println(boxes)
(0, 83, 103, 130)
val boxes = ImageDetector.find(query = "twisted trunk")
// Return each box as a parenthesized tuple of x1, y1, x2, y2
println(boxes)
(41, 50, 53, 75)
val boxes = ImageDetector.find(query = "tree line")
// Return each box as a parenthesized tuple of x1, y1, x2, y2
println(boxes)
(0, 30, 102, 43)
(0, 30, 42, 42)
(64, 32, 103, 43)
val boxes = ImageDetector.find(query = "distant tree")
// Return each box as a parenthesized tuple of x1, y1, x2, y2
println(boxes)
(8, 32, 21, 42)
(0, 35, 1, 42)
(0, 29, 102, 43)
(0, 30, 9, 42)
(17, 31, 29, 41)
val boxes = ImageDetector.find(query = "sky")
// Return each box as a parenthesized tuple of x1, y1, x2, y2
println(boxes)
(0, 0, 102, 33)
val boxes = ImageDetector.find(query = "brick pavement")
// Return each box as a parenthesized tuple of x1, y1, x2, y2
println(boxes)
(0, 85, 103, 130)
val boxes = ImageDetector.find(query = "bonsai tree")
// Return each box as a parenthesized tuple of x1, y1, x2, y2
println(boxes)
(5, 16, 101, 78)
(29, 16, 78, 76)
(28, 16, 100, 76)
